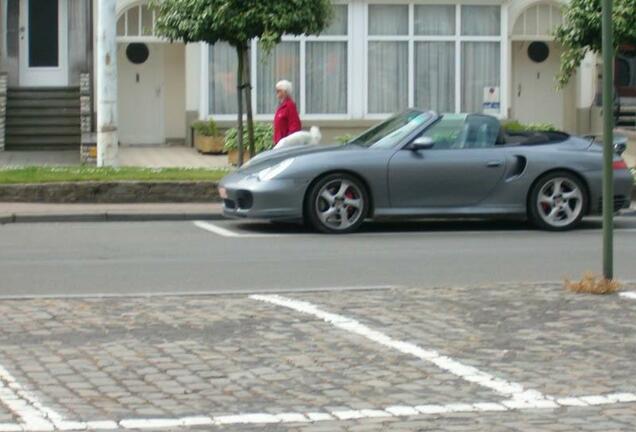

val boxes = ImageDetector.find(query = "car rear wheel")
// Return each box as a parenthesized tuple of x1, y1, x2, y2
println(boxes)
(529, 171, 587, 231)
(306, 174, 369, 234)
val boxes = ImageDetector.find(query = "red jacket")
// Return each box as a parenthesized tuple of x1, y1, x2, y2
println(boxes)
(273, 97, 302, 144)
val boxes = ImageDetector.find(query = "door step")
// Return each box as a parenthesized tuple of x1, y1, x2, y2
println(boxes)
(5, 87, 82, 151)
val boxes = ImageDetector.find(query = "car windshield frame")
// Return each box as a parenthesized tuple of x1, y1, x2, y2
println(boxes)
(347, 110, 436, 149)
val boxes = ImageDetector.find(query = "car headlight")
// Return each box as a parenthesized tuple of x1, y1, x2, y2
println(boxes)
(256, 158, 295, 181)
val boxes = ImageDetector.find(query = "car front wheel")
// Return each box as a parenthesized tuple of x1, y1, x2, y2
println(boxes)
(306, 174, 369, 234)
(529, 171, 587, 231)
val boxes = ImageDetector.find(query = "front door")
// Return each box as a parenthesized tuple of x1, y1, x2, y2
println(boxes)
(118, 43, 165, 145)
(19, 0, 68, 87)
(512, 41, 564, 129)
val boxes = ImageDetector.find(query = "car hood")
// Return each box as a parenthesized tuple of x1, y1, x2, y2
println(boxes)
(239, 143, 356, 172)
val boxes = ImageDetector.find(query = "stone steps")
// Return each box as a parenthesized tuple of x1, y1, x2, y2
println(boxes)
(617, 104, 636, 128)
(5, 87, 81, 151)
(6, 116, 80, 127)
(7, 88, 80, 100)
(7, 126, 81, 136)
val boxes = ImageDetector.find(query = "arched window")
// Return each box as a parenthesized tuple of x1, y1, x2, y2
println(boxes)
(512, 3, 563, 40)
(116, 3, 157, 39)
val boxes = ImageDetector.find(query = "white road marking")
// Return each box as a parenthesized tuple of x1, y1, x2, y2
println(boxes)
(193, 220, 243, 237)
(193, 220, 281, 238)
(0, 393, 635, 431)
(619, 292, 636, 300)
(0, 364, 61, 431)
(195, 220, 636, 238)
(250, 294, 541, 400)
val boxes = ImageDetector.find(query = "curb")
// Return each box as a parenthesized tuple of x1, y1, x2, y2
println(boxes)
(0, 212, 226, 224)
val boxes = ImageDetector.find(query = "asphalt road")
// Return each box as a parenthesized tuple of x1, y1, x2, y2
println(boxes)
(1, 216, 636, 297)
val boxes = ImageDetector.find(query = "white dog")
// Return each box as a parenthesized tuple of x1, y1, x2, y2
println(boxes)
(275, 126, 321, 149)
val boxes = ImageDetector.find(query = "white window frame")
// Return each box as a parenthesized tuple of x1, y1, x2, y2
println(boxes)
(363, 0, 506, 119)
(200, 0, 508, 121)
(116, 2, 163, 43)
(203, 2, 351, 121)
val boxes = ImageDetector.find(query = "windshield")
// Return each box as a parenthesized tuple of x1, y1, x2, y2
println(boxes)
(348, 110, 434, 149)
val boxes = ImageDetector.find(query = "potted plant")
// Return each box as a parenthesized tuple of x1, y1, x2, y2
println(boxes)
(193, 119, 225, 154)
(224, 123, 274, 165)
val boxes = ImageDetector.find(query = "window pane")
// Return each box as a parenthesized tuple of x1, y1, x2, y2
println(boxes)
(414, 5, 455, 36)
(537, 5, 552, 35)
(368, 42, 408, 113)
(461, 6, 500, 36)
(28, 0, 59, 67)
(257, 42, 300, 114)
(415, 42, 454, 112)
(418, 114, 465, 150)
(321, 5, 348, 36)
(141, 5, 154, 36)
(209, 43, 238, 115)
(306, 42, 347, 114)
(368, 5, 408, 36)
(127, 6, 140, 37)
(116, 15, 126, 36)
(461, 42, 500, 113)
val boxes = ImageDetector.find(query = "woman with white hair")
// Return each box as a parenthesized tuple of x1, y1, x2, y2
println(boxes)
(273, 80, 302, 146)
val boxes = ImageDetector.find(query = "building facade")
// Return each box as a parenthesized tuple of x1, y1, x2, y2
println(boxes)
(0, 0, 611, 153)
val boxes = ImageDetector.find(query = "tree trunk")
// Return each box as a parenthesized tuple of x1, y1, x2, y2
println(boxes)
(243, 46, 255, 157)
(235, 45, 245, 167)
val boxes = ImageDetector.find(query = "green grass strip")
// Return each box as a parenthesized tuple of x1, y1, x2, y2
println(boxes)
(0, 166, 230, 184)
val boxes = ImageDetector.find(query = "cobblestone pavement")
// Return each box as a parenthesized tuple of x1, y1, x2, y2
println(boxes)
(0, 282, 635, 431)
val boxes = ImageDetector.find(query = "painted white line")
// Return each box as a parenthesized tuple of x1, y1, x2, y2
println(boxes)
(0, 392, 635, 431)
(195, 220, 636, 238)
(0, 364, 61, 431)
(619, 292, 636, 300)
(193, 220, 242, 237)
(250, 294, 542, 401)
(193, 220, 282, 238)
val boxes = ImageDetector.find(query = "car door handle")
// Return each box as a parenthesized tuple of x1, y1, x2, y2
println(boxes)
(486, 160, 503, 167)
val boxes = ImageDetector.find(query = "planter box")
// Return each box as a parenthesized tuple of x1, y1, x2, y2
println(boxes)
(227, 149, 251, 166)
(194, 134, 225, 154)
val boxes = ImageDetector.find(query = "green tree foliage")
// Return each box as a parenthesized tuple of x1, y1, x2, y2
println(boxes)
(152, 0, 333, 165)
(554, 0, 636, 87)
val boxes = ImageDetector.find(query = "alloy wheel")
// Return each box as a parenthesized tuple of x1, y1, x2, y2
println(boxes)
(314, 179, 365, 231)
(536, 177, 584, 228)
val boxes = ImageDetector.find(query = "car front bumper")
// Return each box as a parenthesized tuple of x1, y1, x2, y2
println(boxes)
(218, 175, 309, 220)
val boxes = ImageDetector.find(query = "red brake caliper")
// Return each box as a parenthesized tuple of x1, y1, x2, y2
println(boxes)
(345, 188, 356, 217)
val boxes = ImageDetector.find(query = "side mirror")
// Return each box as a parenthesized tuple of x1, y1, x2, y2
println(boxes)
(410, 136, 435, 151)
(614, 134, 628, 156)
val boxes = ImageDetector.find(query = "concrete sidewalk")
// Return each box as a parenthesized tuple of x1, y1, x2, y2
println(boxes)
(0, 146, 229, 169)
(0, 202, 224, 224)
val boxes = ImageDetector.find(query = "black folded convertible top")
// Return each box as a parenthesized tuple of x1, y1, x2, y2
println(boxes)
(500, 131, 570, 146)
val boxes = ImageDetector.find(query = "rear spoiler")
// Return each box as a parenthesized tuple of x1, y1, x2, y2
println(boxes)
(583, 133, 628, 156)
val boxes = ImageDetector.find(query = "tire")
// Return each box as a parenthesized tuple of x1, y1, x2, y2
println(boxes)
(305, 173, 369, 234)
(528, 171, 588, 231)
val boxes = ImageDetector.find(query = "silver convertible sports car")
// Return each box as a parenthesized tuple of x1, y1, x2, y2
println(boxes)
(219, 110, 634, 233)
